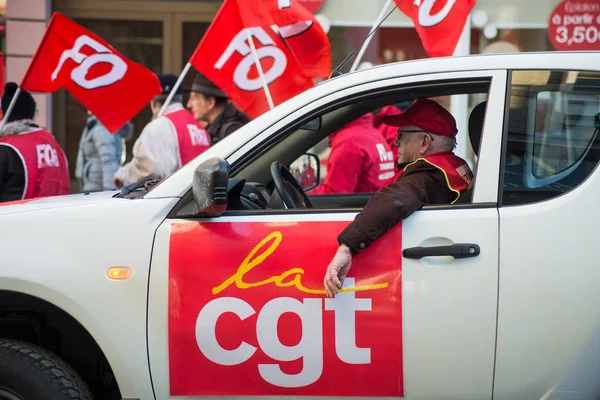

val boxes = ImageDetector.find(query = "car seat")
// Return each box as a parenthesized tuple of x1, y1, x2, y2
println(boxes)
(456, 101, 487, 204)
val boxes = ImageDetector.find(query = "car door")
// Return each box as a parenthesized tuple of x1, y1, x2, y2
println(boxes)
(494, 67, 600, 399)
(146, 69, 506, 399)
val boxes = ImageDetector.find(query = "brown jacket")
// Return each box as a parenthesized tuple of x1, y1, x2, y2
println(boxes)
(338, 158, 466, 253)
(207, 103, 250, 145)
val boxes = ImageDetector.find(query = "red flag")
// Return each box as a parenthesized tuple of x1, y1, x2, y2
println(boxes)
(20, 12, 162, 133)
(189, 0, 315, 119)
(396, 0, 476, 58)
(243, 0, 331, 79)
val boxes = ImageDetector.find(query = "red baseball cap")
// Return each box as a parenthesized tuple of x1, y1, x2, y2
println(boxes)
(381, 98, 458, 138)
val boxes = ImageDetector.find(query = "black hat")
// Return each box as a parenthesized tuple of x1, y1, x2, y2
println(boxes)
(1, 82, 36, 123)
(187, 73, 228, 98)
(156, 73, 182, 95)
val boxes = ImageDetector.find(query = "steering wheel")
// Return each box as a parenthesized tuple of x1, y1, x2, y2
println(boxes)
(270, 161, 313, 209)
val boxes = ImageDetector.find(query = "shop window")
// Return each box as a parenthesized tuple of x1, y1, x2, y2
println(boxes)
(501, 70, 600, 206)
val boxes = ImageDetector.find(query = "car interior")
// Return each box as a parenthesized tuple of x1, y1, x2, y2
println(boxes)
(169, 78, 493, 218)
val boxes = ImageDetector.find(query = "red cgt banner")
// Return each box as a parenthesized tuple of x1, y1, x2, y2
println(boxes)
(20, 12, 162, 133)
(168, 221, 403, 397)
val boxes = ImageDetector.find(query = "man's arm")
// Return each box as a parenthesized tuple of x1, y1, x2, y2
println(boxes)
(0, 146, 9, 195)
(338, 161, 454, 253)
(113, 118, 178, 186)
(0, 145, 25, 202)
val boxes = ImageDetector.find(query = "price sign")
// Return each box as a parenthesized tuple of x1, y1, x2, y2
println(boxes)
(549, 0, 600, 51)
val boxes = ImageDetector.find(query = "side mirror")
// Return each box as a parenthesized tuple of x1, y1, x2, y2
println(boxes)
(191, 157, 229, 217)
(290, 153, 321, 192)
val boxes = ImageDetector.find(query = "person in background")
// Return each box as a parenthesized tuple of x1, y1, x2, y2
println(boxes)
(113, 73, 211, 188)
(302, 161, 316, 189)
(0, 82, 70, 202)
(310, 113, 396, 195)
(373, 105, 401, 164)
(75, 111, 133, 192)
(186, 73, 250, 145)
(323, 99, 473, 296)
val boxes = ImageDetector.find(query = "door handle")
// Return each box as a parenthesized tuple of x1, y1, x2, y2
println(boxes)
(402, 244, 480, 260)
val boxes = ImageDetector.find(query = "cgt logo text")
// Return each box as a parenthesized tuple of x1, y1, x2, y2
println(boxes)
(194, 231, 387, 388)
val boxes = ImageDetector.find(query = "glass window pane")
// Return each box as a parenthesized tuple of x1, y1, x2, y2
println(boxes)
(502, 70, 600, 206)
(533, 91, 600, 179)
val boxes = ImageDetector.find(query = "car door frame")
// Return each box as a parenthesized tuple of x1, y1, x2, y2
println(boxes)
(146, 69, 508, 399)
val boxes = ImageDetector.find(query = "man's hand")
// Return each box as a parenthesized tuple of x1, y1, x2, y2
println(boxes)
(113, 177, 123, 189)
(323, 244, 353, 297)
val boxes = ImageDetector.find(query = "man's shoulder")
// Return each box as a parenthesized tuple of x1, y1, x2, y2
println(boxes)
(403, 153, 467, 174)
(145, 114, 177, 133)
(401, 158, 441, 175)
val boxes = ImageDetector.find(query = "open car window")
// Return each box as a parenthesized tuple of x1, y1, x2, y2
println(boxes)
(172, 76, 496, 218)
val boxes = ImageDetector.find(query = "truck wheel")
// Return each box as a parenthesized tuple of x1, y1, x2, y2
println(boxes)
(0, 339, 92, 400)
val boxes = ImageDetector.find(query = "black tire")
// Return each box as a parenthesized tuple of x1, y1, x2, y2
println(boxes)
(0, 339, 92, 400)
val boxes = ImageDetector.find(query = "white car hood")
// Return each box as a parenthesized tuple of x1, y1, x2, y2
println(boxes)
(0, 191, 123, 216)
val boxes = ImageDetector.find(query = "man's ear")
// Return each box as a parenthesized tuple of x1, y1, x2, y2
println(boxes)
(420, 134, 433, 155)
(207, 96, 217, 110)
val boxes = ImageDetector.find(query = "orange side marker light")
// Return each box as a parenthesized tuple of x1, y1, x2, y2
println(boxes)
(107, 267, 132, 280)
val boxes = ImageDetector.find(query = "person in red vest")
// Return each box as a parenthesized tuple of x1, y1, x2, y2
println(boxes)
(373, 105, 401, 164)
(301, 162, 316, 189)
(113, 73, 210, 188)
(0, 82, 70, 202)
(310, 113, 396, 195)
(322, 98, 474, 296)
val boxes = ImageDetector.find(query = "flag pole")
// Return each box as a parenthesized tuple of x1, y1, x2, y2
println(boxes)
(245, 29, 275, 110)
(350, 0, 393, 72)
(157, 62, 192, 117)
(0, 88, 22, 132)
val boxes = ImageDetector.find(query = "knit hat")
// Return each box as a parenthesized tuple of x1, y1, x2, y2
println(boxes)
(1, 82, 36, 123)
(381, 98, 458, 138)
(156, 73, 182, 95)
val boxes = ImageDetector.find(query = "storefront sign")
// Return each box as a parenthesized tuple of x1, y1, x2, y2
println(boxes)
(549, 0, 600, 51)
(298, 0, 325, 13)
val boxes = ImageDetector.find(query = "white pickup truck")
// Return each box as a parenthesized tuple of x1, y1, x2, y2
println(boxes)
(1, 52, 599, 400)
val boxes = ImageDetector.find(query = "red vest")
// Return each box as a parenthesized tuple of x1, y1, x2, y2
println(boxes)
(0, 129, 70, 199)
(391, 152, 473, 203)
(163, 109, 211, 166)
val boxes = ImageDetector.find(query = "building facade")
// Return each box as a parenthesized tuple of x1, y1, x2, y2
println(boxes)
(5, 0, 573, 190)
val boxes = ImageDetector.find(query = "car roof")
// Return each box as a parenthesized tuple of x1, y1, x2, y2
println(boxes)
(330, 51, 600, 82)
(146, 51, 600, 199)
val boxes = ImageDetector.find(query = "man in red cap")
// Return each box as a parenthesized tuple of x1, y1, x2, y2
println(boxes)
(322, 98, 473, 297)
